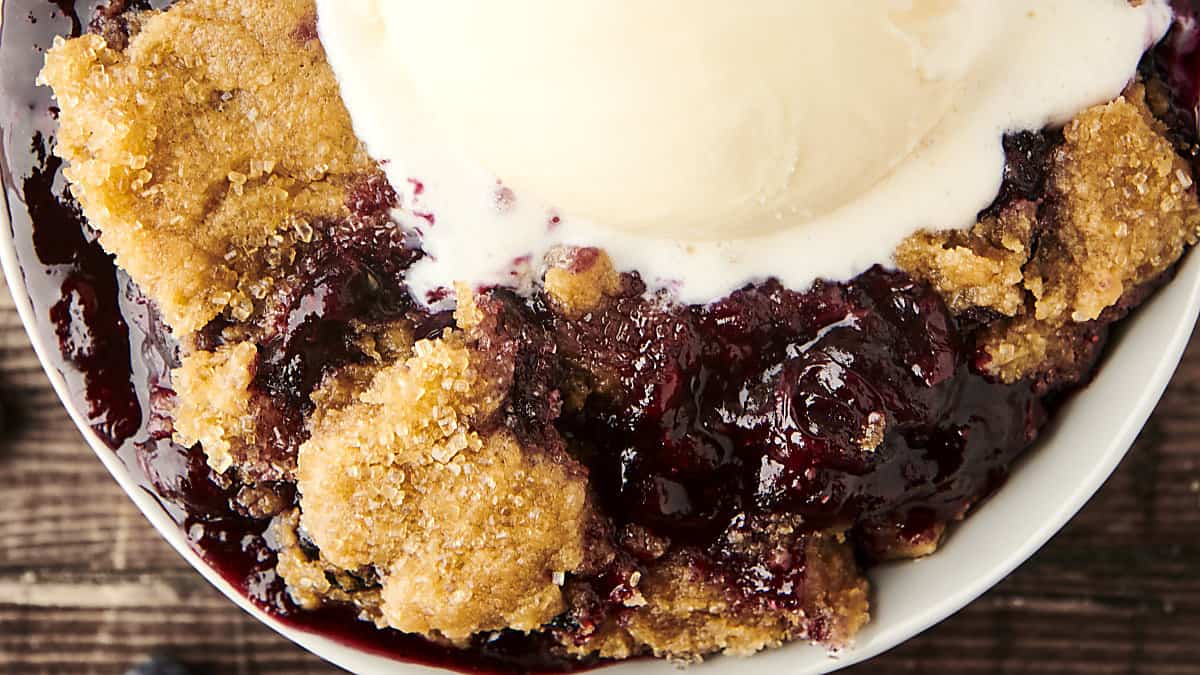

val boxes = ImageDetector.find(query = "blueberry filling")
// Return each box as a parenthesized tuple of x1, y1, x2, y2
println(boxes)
(7, 0, 1200, 671)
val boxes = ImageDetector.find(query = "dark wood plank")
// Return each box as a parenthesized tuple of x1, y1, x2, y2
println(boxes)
(0, 277, 1197, 674)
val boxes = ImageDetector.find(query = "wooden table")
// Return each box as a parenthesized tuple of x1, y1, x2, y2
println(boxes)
(0, 283, 1196, 675)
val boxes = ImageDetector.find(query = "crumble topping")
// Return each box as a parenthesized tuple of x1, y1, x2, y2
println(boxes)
(1031, 85, 1198, 324)
(620, 536, 867, 661)
(896, 201, 1035, 318)
(567, 530, 868, 663)
(984, 87, 1200, 384)
(297, 332, 596, 641)
(37, 0, 373, 333)
(543, 247, 623, 319)
(267, 508, 385, 619)
(899, 86, 1200, 384)
(172, 341, 257, 474)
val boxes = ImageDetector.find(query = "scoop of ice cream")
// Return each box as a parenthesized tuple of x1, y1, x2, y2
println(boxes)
(384, 1, 979, 240)
(316, 0, 1171, 305)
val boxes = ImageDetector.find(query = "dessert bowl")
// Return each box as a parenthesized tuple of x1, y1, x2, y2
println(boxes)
(3, 1, 1200, 673)
(4, 178, 1198, 675)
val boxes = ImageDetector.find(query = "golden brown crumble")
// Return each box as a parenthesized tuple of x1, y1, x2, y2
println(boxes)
(1029, 85, 1200, 324)
(569, 532, 868, 662)
(622, 536, 867, 661)
(172, 342, 257, 474)
(39, 0, 373, 333)
(452, 282, 485, 331)
(986, 87, 1200, 383)
(578, 556, 800, 662)
(899, 85, 1200, 383)
(896, 202, 1035, 317)
(544, 247, 623, 318)
(267, 508, 385, 622)
(345, 320, 417, 369)
(297, 333, 596, 641)
(173, 319, 413, 481)
(977, 315, 1104, 385)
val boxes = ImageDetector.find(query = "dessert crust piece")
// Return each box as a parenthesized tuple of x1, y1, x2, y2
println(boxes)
(172, 318, 416, 484)
(544, 247, 623, 318)
(568, 532, 869, 662)
(268, 508, 385, 620)
(984, 87, 1200, 383)
(896, 201, 1035, 318)
(900, 86, 1200, 383)
(39, 0, 373, 333)
(172, 341, 258, 474)
(625, 538, 867, 661)
(1029, 85, 1198, 324)
(297, 332, 596, 642)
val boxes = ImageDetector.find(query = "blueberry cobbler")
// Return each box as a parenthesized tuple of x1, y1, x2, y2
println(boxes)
(19, 0, 1200, 668)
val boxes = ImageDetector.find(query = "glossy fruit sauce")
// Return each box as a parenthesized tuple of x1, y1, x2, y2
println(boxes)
(1, 1, 1198, 672)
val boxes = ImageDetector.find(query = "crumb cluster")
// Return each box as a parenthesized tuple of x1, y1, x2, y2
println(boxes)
(298, 333, 596, 641)
(172, 341, 257, 475)
(38, 0, 373, 333)
(567, 541, 866, 662)
(898, 86, 1200, 384)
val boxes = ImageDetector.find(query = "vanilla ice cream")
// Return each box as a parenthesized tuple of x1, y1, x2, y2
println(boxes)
(389, 2, 977, 239)
(316, 0, 1172, 304)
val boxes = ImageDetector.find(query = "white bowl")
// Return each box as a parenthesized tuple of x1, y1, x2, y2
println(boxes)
(3, 4, 1199, 673)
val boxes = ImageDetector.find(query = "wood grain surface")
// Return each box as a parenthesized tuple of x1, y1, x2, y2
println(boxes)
(0, 281, 1196, 675)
